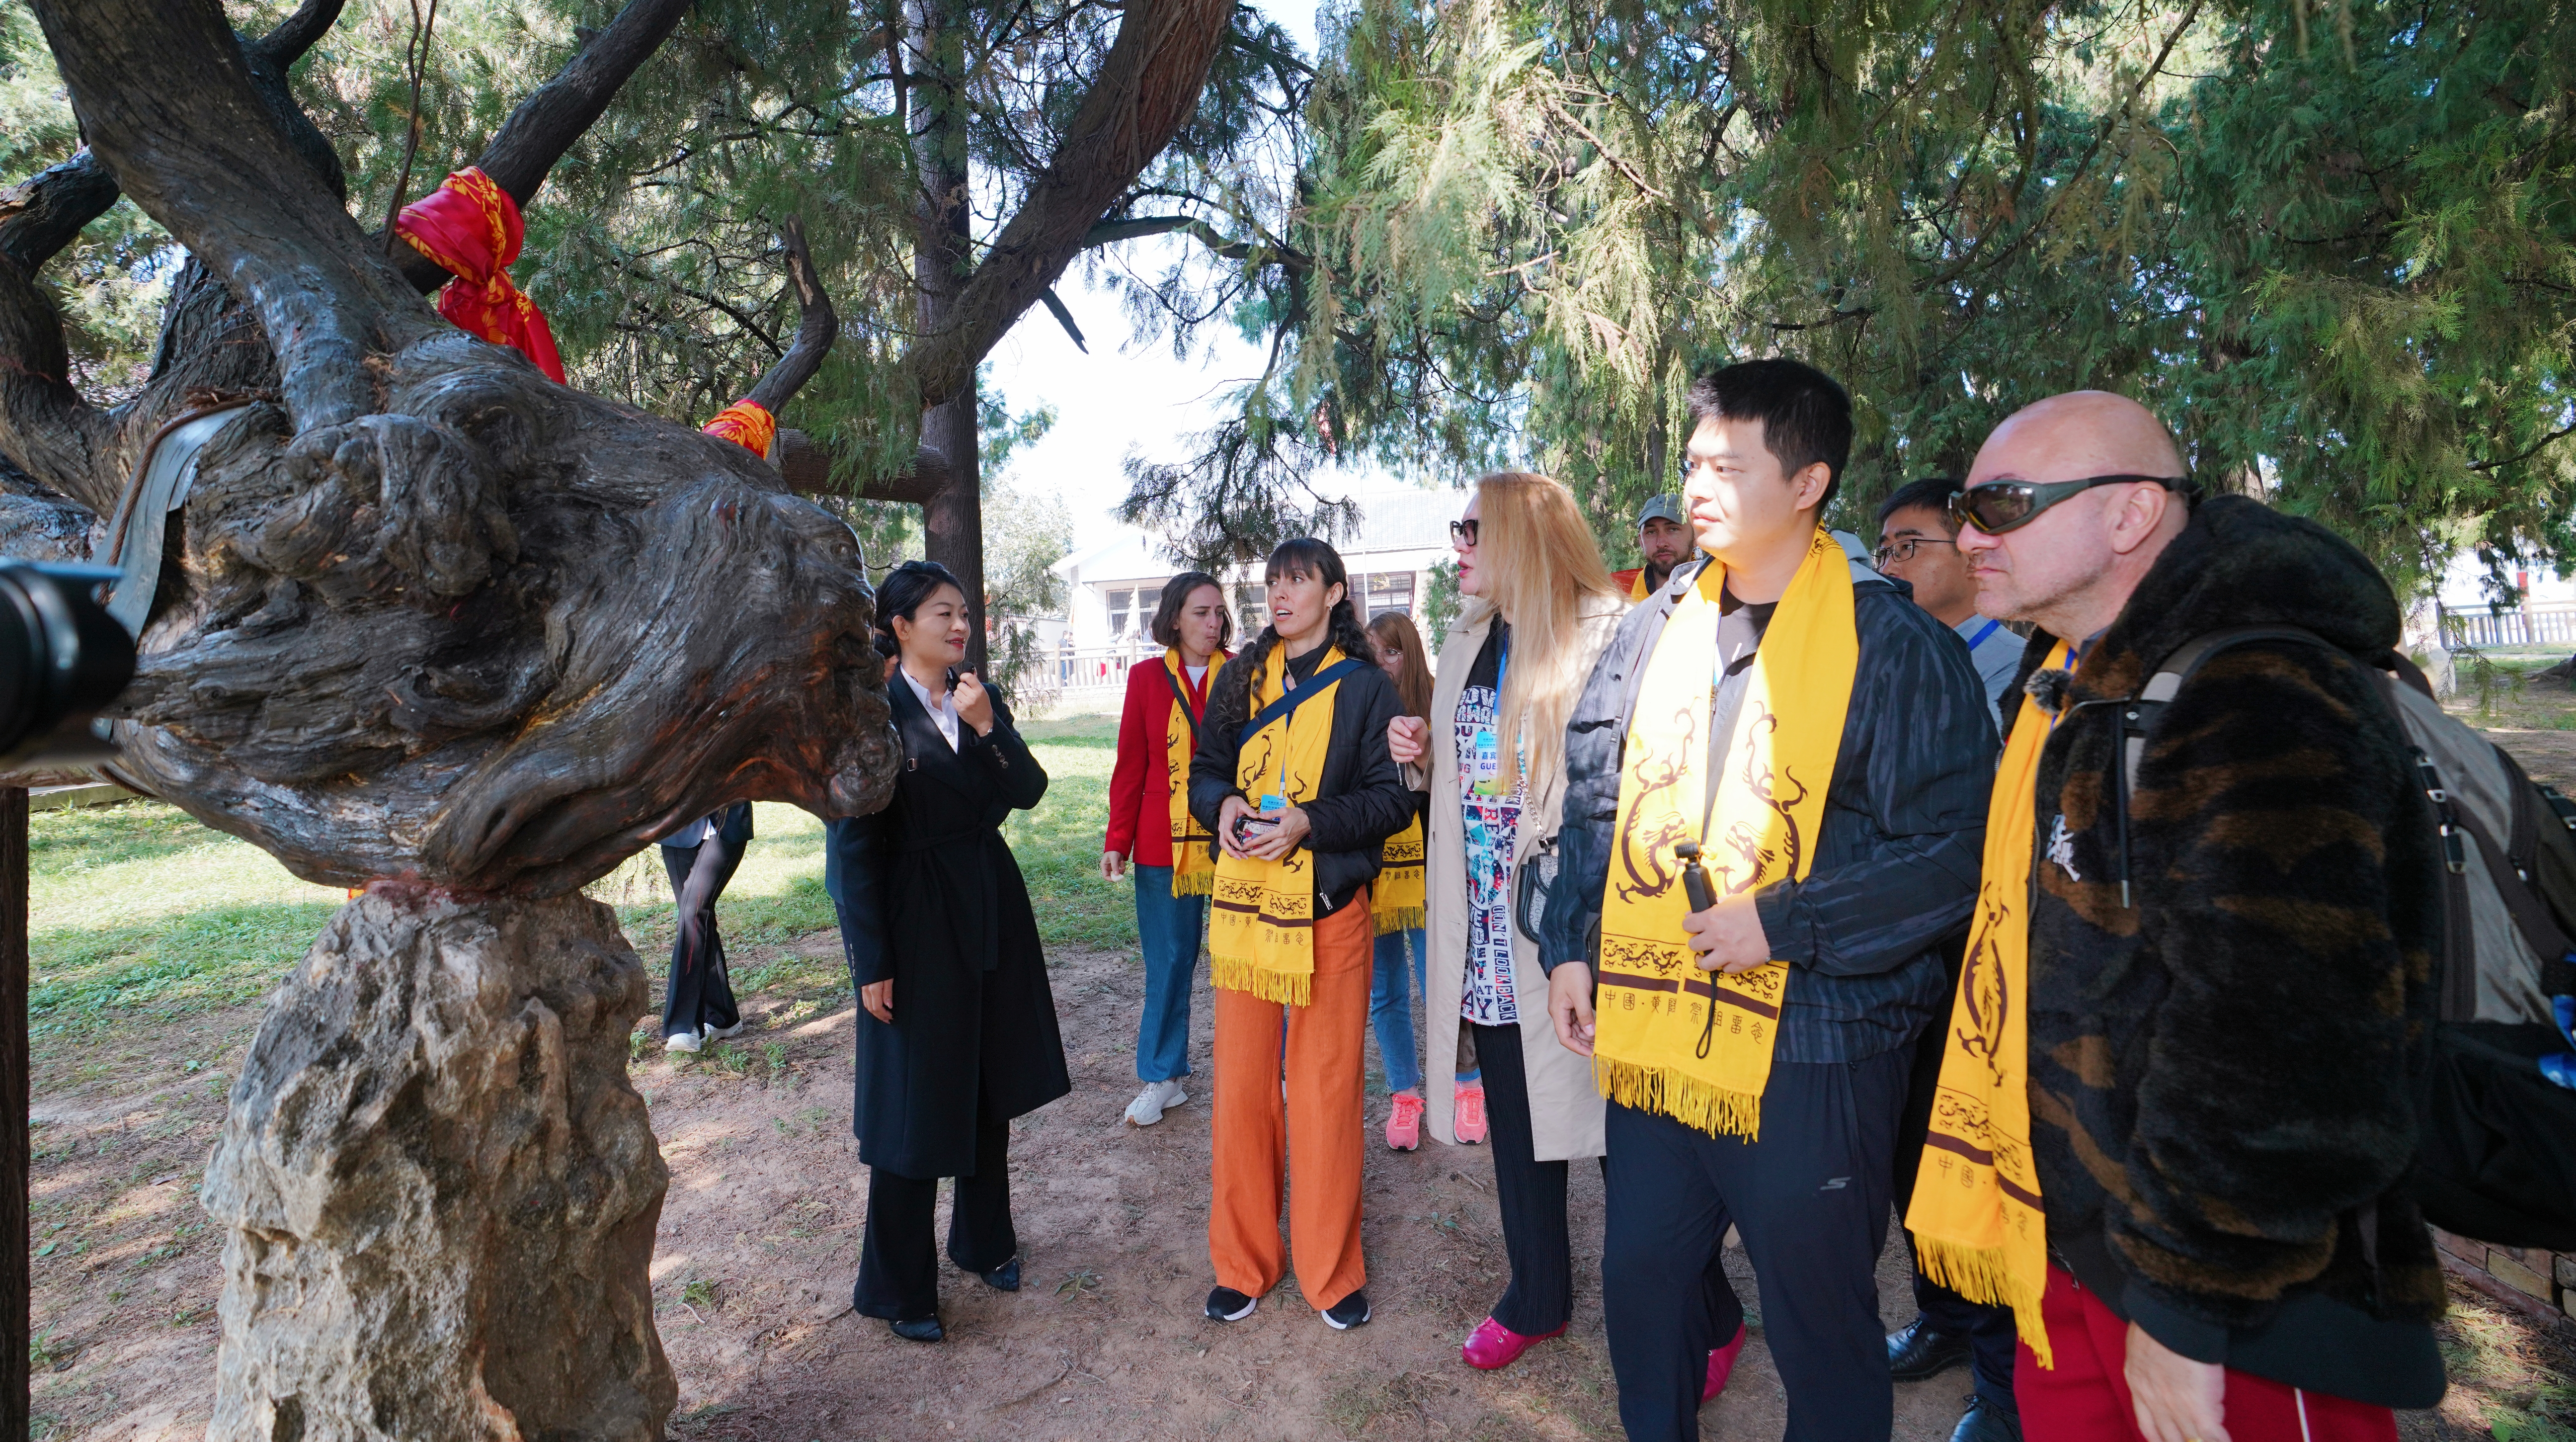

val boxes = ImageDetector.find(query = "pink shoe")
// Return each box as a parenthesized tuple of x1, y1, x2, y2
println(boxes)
(1702, 1322, 1748, 1402)
(1461, 1315, 1565, 1371)
(1385, 1092, 1425, 1151)
(1454, 1081, 1488, 1143)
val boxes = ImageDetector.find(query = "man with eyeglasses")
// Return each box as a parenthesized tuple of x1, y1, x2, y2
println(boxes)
(1912, 391, 2444, 1442)
(1875, 477, 2023, 731)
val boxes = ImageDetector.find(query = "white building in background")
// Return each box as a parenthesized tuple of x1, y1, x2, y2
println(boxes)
(1045, 488, 1465, 699)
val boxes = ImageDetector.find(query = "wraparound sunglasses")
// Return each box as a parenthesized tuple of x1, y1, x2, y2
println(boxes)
(1947, 474, 2193, 535)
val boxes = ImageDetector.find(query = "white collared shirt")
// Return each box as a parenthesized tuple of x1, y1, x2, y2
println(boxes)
(903, 668, 961, 751)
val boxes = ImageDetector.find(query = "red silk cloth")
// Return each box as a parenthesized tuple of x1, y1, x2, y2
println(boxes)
(701, 400, 776, 457)
(395, 167, 567, 384)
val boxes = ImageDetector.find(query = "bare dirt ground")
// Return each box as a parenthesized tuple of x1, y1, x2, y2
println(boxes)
(25, 923, 2561, 1441)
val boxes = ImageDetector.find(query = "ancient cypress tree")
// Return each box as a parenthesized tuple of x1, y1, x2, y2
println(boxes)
(0, 0, 1246, 1430)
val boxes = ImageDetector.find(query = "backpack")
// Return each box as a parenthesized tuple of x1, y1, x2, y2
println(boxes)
(2125, 627, 2576, 1250)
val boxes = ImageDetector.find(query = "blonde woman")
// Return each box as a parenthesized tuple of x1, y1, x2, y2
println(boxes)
(1388, 475, 1728, 1377)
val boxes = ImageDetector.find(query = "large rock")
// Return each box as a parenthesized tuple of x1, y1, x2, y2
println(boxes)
(203, 888, 674, 1441)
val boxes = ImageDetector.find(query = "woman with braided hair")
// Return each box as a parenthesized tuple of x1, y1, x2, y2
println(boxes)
(1189, 538, 1417, 1331)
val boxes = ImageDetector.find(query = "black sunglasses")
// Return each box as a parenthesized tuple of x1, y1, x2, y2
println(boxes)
(1948, 474, 2193, 535)
(1448, 518, 1479, 546)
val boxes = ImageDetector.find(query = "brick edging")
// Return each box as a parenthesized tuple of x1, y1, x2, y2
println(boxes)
(2434, 1228, 2575, 1331)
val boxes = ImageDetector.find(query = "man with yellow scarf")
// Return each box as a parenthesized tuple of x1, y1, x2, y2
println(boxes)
(1541, 360, 1999, 1442)
(1915, 393, 2444, 1442)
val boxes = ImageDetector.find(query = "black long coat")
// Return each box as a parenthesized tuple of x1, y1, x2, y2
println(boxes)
(824, 681, 1070, 1180)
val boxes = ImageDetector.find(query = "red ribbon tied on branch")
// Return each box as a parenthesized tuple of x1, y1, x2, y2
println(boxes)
(395, 166, 567, 384)
(700, 400, 776, 458)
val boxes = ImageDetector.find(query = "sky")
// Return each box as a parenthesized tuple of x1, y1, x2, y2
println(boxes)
(976, 0, 1410, 558)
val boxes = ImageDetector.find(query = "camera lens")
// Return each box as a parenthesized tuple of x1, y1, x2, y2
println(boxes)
(0, 560, 136, 767)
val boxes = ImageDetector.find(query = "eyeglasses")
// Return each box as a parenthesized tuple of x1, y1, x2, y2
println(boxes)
(1872, 536, 1957, 569)
(1948, 474, 2193, 536)
(1448, 519, 1480, 547)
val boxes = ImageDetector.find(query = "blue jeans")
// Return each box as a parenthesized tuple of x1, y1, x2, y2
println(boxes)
(1369, 927, 1426, 1094)
(1132, 865, 1206, 1083)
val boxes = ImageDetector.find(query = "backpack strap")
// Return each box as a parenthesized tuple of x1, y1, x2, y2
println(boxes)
(2124, 626, 2340, 803)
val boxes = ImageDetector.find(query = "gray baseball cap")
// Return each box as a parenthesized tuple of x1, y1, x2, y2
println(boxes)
(1637, 493, 1686, 528)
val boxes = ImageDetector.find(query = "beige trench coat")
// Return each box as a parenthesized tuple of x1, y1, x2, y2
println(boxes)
(1416, 591, 1627, 1161)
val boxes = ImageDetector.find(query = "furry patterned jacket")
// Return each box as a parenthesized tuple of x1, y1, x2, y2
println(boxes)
(2015, 495, 2446, 1407)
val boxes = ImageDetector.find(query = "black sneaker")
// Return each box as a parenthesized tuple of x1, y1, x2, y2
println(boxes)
(1322, 1290, 1371, 1330)
(1205, 1286, 1257, 1322)
(978, 1256, 1021, 1292)
(889, 1315, 944, 1343)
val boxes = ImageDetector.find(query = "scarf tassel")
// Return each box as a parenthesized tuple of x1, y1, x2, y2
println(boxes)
(1170, 864, 1217, 898)
(1592, 1055, 1764, 1141)
(1371, 903, 1426, 936)
(1210, 954, 1311, 1007)
(1910, 1236, 2055, 1370)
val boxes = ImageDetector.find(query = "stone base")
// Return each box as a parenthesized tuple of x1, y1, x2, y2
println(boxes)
(204, 887, 675, 1440)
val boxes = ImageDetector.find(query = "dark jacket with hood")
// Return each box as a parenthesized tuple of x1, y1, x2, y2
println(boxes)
(2014, 494, 2445, 1406)
(1539, 548, 1998, 1062)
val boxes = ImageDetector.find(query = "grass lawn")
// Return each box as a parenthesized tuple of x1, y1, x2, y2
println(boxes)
(25, 710, 1135, 1054)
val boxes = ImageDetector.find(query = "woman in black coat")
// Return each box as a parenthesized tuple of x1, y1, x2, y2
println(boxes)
(825, 560, 1069, 1342)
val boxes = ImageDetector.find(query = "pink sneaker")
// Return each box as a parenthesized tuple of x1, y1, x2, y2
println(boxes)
(1385, 1092, 1425, 1151)
(1702, 1322, 1748, 1402)
(1460, 1315, 1564, 1371)
(1454, 1081, 1488, 1143)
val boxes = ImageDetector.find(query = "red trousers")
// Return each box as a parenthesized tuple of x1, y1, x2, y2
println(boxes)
(2017, 1266, 2397, 1442)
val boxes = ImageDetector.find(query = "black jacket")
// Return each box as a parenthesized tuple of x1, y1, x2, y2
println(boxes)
(659, 801, 753, 852)
(2015, 495, 2444, 1406)
(1540, 552, 1997, 1062)
(825, 680, 1069, 1180)
(1188, 643, 1416, 914)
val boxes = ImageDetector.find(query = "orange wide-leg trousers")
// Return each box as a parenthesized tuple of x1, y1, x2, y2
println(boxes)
(1209, 891, 1373, 1312)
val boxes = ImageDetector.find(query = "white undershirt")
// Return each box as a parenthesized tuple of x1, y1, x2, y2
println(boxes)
(1186, 664, 1208, 687)
(903, 668, 961, 751)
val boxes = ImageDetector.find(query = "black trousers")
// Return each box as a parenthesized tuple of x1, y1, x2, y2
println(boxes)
(1892, 991, 2018, 1413)
(853, 1114, 1017, 1322)
(1602, 1049, 1909, 1442)
(659, 841, 743, 1040)
(1471, 1022, 1734, 1338)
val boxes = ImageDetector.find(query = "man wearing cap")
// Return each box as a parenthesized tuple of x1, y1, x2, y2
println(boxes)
(1625, 493, 1693, 600)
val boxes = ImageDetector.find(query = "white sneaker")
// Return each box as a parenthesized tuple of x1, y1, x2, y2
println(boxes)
(662, 1029, 703, 1054)
(1124, 1079, 1189, 1127)
(704, 1019, 747, 1041)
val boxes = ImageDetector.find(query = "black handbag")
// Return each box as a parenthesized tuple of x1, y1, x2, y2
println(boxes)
(1513, 834, 1559, 946)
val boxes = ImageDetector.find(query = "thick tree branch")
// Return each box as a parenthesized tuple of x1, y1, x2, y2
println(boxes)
(0, 1, 347, 277)
(905, 0, 1236, 409)
(31, 0, 440, 432)
(774, 429, 949, 502)
(390, 0, 699, 294)
(745, 217, 838, 415)
(0, 256, 115, 509)
(1079, 212, 1309, 269)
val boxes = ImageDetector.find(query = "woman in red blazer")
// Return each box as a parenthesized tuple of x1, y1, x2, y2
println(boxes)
(1102, 572, 1234, 1126)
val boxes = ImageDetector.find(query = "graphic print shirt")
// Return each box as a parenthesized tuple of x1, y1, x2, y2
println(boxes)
(1456, 623, 1522, 1025)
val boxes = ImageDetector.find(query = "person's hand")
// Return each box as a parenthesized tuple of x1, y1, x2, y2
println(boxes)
(1549, 962, 1596, 1057)
(1683, 897, 1773, 973)
(1245, 804, 1310, 860)
(1388, 715, 1428, 766)
(2125, 1323, 2229, 1442)
(953, 670, 995, 735)
(861, 979, 894, 1025)
(1101, 850, 1126, 881)
(1216, 795, 1256, 858)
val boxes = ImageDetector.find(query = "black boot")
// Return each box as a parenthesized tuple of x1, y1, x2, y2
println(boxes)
(1948, 1396, 2021, 1442)
(1887, 1316, 1973, 1382)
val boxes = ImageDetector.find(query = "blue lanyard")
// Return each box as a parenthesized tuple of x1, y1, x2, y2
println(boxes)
(1965, 617, 2003, 651)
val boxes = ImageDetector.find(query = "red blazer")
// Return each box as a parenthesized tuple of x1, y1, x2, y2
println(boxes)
(1105, 652, 1224, 866)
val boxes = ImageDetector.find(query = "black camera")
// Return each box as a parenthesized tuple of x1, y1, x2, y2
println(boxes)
(0, 560, 135, 770)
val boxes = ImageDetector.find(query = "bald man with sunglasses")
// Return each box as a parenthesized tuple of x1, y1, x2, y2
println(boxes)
(1936, 392, 2446, 1442)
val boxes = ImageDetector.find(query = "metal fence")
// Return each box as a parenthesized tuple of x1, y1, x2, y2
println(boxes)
(1050, 641, 1163, 699)
(2439, 603, 2576, 649)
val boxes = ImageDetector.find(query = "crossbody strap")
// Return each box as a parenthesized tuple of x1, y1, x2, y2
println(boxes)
(1238, 657, 1365, 746)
